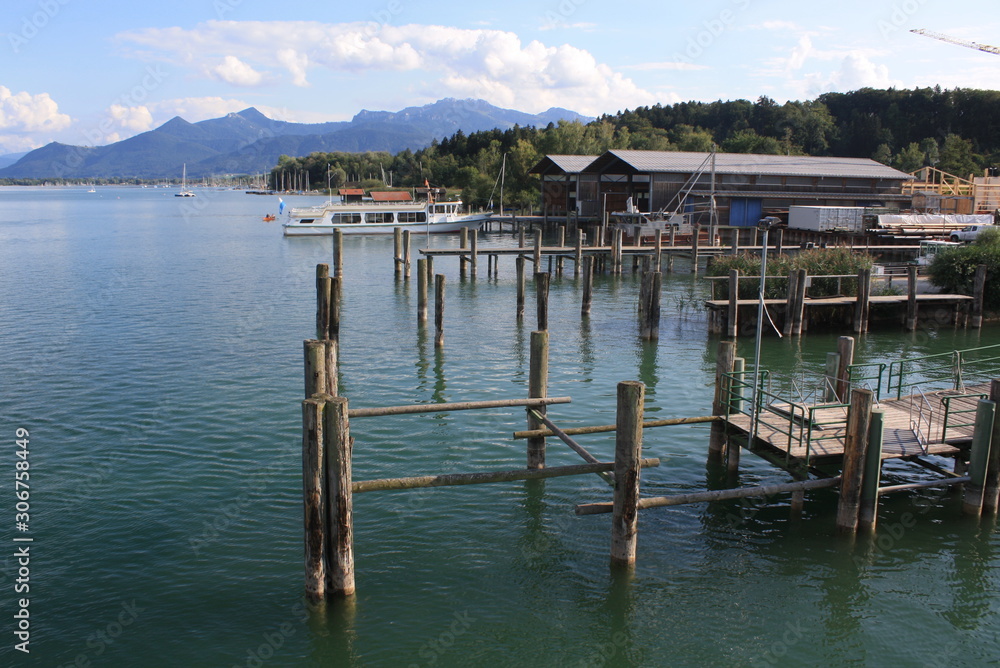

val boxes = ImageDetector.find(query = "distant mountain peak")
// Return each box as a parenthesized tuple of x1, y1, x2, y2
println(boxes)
(235, 107, 272, 124)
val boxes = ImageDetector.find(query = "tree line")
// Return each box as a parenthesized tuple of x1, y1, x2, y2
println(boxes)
(270, 87, 1000, 210)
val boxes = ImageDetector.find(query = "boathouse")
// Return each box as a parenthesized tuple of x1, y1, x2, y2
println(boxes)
(531, 150, 914, 226)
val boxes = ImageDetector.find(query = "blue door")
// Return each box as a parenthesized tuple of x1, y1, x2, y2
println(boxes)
(729, 198, 763, 227)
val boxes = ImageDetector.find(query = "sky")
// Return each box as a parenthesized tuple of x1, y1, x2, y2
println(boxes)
(1, 0, 998, 155)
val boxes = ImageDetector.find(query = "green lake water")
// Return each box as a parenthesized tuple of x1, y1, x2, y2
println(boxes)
(0, 186, 997, 666)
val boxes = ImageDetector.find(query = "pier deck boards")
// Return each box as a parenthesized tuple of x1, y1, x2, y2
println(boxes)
(725, 383, 989, 465)
(705, 293, 973, 310)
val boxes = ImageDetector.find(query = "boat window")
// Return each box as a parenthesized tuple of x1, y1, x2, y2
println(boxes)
(299, 219, 315, 224)
(331, 213, 362, 224)
(365, 212, 395, 224)
(398, 211, 427, 223)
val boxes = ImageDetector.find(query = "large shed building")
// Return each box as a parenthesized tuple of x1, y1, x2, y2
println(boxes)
(531, 150, 914, 227)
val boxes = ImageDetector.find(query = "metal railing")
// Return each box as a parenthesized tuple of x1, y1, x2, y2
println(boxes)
(848, 344, 1000, 401)
(908, 385, 933, 454)
(941, 393, 989, 442)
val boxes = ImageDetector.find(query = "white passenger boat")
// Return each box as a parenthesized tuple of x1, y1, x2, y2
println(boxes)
(282, 194, 491, 236)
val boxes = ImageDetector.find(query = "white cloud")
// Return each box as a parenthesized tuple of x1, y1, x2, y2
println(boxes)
(0, 86, 71, 132)
(276, 49, 310, 87)
(107, 104, 153, 132)
(786, 35, 812, 72)
(210, 55, 264, 86)
(117, 21, 656, 115)
(828, 52, 900, 90)
(627, 61, 710, 71)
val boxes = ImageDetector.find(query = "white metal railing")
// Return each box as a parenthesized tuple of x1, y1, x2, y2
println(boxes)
(909, 385, 933, 454)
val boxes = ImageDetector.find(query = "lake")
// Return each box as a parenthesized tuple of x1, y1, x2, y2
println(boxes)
(0, 186, 997, 667)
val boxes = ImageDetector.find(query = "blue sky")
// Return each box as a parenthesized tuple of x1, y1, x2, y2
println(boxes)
(1, 0, 998, 154)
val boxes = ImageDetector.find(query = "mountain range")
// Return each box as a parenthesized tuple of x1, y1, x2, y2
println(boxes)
(0, 99, 591, 179)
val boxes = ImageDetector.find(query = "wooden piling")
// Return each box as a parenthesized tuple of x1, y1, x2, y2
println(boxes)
(835, 336, 855, 403)
(727, 269, 739, 338)
(640, 272, 661, 340)
(690, 224, 700, 273)
(323, 395, 355, 597)
(470, 231, 478, 278)
(516, 256, 526, 320)
(304, 340, 327, 398)
(393, 227, 402, 280)
(333, 229, 344, 279)
(905, 265, 918, 331)
(459, 227, 468, 278)
(971, 264, 987, 328)
(837, 388, 874, 533)
(853, 268, 870, 334)
(316, 264, 332, 340)
(726, 357, 745, 474)
(654, 230, 662, 273)
(434, 274, 445, 348)
(824, 352, 841, 402)
(302, 396, 326, 602)
(536, 272, 550, 331)
(774, 227, 783, 255)
(575, 229, 583, 278)
(709, 341, 737, 462)
(417, 258, 428, 324)
(963, 399, 996, 517)
(858, 408, 885, 530)
(986, 380, 1000, 514)
(610, 381, 644, 567)
(324, 339, 339, 397)
(402, 229, 411, 279)
(527, 331, 549, 469)
(582, 256, 593, 317)
(791, 269, 807, 336)
(782, 270, 799, 337)
(330, 277, 342, 345)
(556, 226, 565, 275)
(533, 233, 542, 270)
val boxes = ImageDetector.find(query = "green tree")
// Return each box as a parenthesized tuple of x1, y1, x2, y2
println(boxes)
(938, 133, 981, 177)
(893, 142, 924, 173)
(872, 143, 893, 165)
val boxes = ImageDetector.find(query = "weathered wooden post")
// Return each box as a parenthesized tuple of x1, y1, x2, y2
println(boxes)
(853, 268, 870, 334)
(527, 331, 549, 469)
(459, 227, 468, 278)
(330, 277, 342, 346)
(726, 357, 745, 474)
(971, 264, 987, 328)
(332, 229, 344, 279)
(317, 264, 332, 340)
(611, 381, 644, 567)
(518, 226, 525, 249)
(709, 341, 737, 462)
(304, 340, 327, 398)
(393, 227, 403, 280)
(791, 268, 807, 336)
(986, 379, 1000, 514)
(402, 229, 411, 279)
(837, 388, 874, 532)
(835, 336, 855, 403)
(302, 396, 326, 602)
(536, 272, 550, 332)
(690, 223, 700, 273)
(667, 226, 676, 273)
(727, 269, 739, 338)
(417, 258, 428, 325)
(824, 352, 841, 402)
(324, 395, 355, 597)
(470, 231, 478, 278)
(654, 229, 663, 273)
(434, 274, 445, 348)
(582, 256, 594, 317)
(640, 272, 661, 340)
(963, 398, 996, 517)
(774, 227, 783, 255)
(516, 256, 526, 320)
(858, 408, 885, 530)
(575, 229, 584, 278)
(906, 265, 918, 331)
(533, 233, 542, 271)
(782, 270, 799, 337)
(556, 226, 565, 275)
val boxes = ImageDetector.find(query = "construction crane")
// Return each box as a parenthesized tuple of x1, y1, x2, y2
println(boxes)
(910, 29, 1000, 55)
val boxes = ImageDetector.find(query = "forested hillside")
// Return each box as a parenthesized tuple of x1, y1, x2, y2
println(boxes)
(272, 87, 1000, 210)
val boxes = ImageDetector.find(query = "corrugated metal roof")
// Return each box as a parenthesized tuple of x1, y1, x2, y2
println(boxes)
(370, 191, 412, 202)
(587, 150, 913, 180)
(529, 154, 597, 175)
